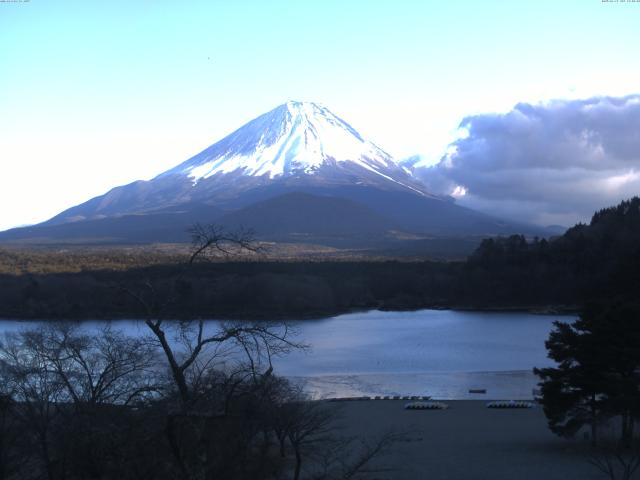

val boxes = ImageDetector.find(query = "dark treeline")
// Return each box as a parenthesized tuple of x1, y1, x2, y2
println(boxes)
(0, 261, 459, 320)
(2, 197, 640, 320)
(525, 199, 640, 477)
(462, 197, 640, 307)
(0, 321, 401, 480)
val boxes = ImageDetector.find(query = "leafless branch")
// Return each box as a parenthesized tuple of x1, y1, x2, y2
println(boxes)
(188, 223, 262, 264)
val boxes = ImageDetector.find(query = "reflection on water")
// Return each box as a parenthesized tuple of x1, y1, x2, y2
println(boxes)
(275, 309, 571, 399)
(0, 309, 573, 399)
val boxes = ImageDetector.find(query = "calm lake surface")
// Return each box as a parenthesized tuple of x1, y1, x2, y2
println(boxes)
(0, 309, 574, 400)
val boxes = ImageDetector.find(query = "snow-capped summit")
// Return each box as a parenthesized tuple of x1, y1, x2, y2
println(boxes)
(158, 101, 426, 194)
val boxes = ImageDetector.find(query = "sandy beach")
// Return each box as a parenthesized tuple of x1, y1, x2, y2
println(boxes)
(331, 400, 601, 480)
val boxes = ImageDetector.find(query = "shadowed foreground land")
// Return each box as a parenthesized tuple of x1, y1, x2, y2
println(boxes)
(334, 400, 598, 480)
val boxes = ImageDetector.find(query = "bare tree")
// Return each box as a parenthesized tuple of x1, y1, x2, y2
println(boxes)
(0, 385, 24, 480)
(115, 224, 307, 480)
(263, 380, 408, 480)
(588, 424, 640, 480)
(286, 399, 337, 480)
(110, 223, 401, 480)
(0, 331, 67, 480)
(19, 323, 160, 408)
(188, 223, 261, 264)
(310, 429, 408, 480)
(121, 224, 299, 408)
(590, 450, 640, 480)
(144, 318, 300, 408)
(0, 324, 164, 480)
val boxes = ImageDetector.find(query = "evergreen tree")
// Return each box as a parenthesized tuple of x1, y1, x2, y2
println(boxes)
(535, 302, 640, 446)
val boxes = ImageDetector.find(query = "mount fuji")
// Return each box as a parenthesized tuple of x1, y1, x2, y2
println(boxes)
(0, 102, 540, 248)
(159, 101, 428, 195)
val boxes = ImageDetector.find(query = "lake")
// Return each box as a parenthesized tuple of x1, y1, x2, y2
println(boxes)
(0, 309, 573, 400)
(278, 309, 571, 399)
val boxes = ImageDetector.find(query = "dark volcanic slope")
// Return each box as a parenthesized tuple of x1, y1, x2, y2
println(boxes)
(216, 192, 397, 242)
(217, 185, 541, 236)
(0, 204, 223, 244)
(0, 187, 546, 246)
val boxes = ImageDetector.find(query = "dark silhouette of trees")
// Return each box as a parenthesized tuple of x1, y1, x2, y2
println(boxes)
(461, 197, 640, 308)
(0, 323, 162, 480)
(0, 394, 23, 480)
(0, 321, 402, 480)
(534, 319, 608, 445)
(588, 424, 640, 480)
(535, 302, 640, 447)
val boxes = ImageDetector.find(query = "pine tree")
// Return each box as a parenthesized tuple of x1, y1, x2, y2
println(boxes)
(534, 302, 640, 446)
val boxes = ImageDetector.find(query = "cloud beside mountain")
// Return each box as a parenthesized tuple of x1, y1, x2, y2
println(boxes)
(412, 95, 640, 227)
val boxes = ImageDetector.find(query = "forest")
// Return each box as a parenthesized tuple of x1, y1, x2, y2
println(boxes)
(1, 197, 640, 320)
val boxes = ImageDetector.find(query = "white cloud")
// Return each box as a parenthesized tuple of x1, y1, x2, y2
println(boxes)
(413, 95, 640, 226)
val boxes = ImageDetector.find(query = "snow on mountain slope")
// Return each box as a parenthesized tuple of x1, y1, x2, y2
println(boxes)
(34, 101, 448, 228)
(158, 101, 426, 194)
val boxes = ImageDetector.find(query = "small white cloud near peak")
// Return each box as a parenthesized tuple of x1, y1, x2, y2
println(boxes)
(451, 185, 467, 198)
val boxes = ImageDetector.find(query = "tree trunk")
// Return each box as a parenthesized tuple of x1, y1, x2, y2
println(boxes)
(621, 412, 631, 448)
(165, 415, 190, 479)
(623, 412, 635, 449)
(0, 431, 5, 480)
(41, 436, 55, 480)
(293, 446, 302, 480)
(590, 397, 598, 447)
(146, 320, 190, 405)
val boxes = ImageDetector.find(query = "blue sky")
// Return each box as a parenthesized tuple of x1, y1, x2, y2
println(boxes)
(1, 0, 639, 230)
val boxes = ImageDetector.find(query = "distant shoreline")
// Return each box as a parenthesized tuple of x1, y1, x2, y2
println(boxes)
(0, 304, 580, 323)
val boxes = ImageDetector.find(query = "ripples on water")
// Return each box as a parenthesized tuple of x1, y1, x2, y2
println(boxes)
(0, 309, 574, 399)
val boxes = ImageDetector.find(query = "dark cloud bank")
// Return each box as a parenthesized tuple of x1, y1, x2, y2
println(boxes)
(414, 94, 640, 227)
